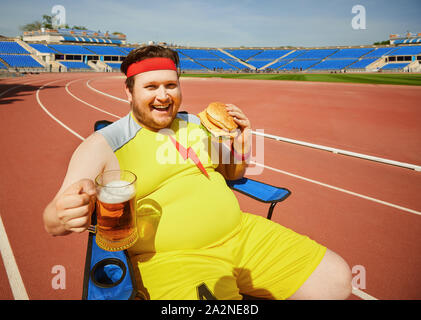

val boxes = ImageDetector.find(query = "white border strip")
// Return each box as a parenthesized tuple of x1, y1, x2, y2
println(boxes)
(0, 214, 29, 300)
(251, 161, 421, 216)
(85, 79, 421, 172)
(352, 287, 378, 300)
(252, 131, 421, 172)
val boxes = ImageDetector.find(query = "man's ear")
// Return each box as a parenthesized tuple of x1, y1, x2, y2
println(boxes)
(124, 85, 133, 104)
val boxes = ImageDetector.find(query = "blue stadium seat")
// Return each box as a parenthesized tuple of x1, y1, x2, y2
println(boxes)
(387, 46, 421, 56)
(279, 59, 321, 71)
(225, 49, 263, 61)
(309, 59, 358, 70)
(381, 63, 410, 70)
(179, 59, 207, 70)
(48, 44, 95, 55)
(252, 49, 293, 60)
(364, 47, 397, 58)
(195, 59, 239, 70)
(295, 49, 338, 60)
(346, 58, 377, 69)
(59, 61, 92, 69)
(0, 41, 29, 54)
(82, 45, 126, 56)
(328, 48, 374, 59)
(0, 54, 43, 67)
(28, 43, 59, 54)
(176, 49, 217, 60)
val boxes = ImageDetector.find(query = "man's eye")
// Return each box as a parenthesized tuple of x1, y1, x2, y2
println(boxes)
(145, 85, 157, 89)
(166, 83, 177, 89)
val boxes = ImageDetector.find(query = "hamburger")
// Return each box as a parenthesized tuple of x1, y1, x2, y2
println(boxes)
(198, 102, 238, 139)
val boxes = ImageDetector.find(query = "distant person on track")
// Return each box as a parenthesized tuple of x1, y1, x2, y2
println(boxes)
(42, 45, 352, 300)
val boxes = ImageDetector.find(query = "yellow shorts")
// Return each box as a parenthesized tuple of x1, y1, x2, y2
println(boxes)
(130, 212, 326, 300)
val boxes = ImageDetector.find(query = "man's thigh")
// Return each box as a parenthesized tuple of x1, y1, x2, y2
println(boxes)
(234, 213, 327, 300)
(287, 248, 352, 300)
(132, 250, 243, 300)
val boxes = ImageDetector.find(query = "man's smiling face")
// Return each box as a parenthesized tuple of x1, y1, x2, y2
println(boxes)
(126, 69, 182, 131)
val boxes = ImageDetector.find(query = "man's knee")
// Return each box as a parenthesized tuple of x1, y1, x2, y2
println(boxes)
(289, 249, 352, 300)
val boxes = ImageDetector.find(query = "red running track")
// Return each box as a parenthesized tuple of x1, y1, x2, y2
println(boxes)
(0, 73, 420, 300)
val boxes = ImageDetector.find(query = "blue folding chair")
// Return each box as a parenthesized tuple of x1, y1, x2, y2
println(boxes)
(82, 118, 291, 300)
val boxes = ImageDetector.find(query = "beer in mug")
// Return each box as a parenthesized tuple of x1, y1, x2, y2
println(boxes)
(94, 170, 138, 251)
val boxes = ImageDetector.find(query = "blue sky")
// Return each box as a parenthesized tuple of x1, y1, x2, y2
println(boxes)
(0, 0, 420, 47)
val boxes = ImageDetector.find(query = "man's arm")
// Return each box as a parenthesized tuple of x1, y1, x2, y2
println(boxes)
(215, 104, 252, 181)
(43, 132, 115, 236)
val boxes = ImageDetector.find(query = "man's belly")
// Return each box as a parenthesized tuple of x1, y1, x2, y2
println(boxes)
(129, 171, 242, 253)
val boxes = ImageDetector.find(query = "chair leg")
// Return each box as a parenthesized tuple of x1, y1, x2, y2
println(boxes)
(267, 203, 277, 220)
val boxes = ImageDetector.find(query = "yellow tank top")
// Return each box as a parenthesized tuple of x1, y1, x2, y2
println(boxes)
(98, 112, 242, 253)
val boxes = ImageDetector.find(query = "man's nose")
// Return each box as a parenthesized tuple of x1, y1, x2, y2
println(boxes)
(156, 85, 169, 101)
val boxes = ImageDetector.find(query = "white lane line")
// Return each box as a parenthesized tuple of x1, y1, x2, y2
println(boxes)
(352, 287, 378, 300)
(36, 79, 85, 141)
(0, 214, 29, 300)
(65, 79, 121, 119)
(252, 131, 421, 172)
(251, 161, 421, 216)
(86, 79, 128, 103)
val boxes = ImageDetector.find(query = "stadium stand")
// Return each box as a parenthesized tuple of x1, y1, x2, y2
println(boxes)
(178, 59, 207, 71)
(48, 44, 95, 55)
(4, 28, 421, 74)
(0, 41, 29, 54)
(207, 50, 248, 69)
(225, 49, 263, 61)
(58, 61, 93, 70)
(247, 49, 293, 69)
(279, 59, 321, 71)
(28, 43, 59, 54)
(387, 45, 421, 56)
(295, 49, 338, 60)
(269, 59, 294, 69)
(176, 48, 243, 71)
(309, 59, 358, 71)
(327, 48, 374, 59)
(394, 38, 421, 45)
(346, 58, 377, 70)
(381, 62, 410, 70)
(80, 45, 126, 56)
(0, 54, 43, 68)
(363, 47, 397, 58)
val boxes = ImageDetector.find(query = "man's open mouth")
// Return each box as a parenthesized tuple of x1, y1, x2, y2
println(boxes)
(152, 104, 171, 111)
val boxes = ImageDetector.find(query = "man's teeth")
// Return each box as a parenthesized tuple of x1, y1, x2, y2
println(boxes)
(153, 105, 170, 109)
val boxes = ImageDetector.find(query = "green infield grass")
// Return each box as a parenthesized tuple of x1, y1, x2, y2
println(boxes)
(180, 73, 421, 86)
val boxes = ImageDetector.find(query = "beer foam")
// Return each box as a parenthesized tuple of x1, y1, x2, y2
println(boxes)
(98, 180, 136, 204)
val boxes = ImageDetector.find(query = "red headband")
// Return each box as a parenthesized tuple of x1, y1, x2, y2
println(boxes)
(126, 57, 177, 78)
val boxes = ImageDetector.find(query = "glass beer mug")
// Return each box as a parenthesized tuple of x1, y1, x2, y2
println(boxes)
(91, 170, 138, 251)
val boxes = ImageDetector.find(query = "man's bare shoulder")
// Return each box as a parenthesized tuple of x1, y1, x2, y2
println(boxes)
(53, 132, 117, 200)
(78, 131, 110, 152)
